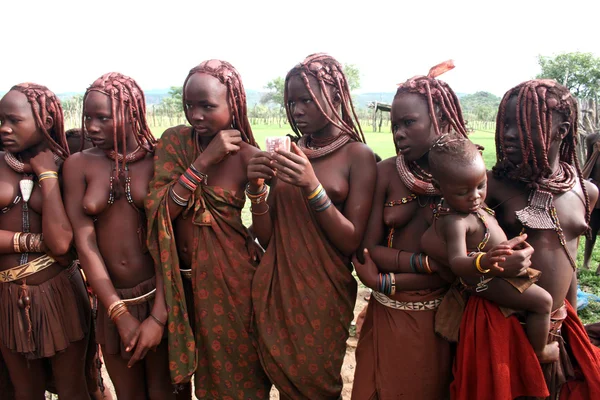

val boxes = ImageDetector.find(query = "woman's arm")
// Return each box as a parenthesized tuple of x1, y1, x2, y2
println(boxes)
(247, 151, 277, 248)
(273, 143, 377, 256)
(63, 155, 140, 349)
(31, 149, 73, 255)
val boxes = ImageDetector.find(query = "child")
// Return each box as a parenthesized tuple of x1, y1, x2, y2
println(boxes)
(425, 134, 558, 363)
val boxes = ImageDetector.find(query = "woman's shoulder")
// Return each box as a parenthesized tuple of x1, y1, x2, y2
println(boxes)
(157, 125, 192, 142)
(63, 148, 104, 169)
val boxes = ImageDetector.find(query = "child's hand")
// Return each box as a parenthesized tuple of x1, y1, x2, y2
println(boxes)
(481, 245, 513, 273)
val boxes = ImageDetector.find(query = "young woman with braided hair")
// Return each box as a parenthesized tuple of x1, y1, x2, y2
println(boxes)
(350, 62, 533, 400)
(452, 79, 600, 400)
(248, 53, 376, 399)
(0, 83, 93, 399)
(63, 73, 189, 400)
(146, 60, 271, 399)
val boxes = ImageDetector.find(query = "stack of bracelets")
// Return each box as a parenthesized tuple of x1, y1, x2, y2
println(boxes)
(307, 184, 332, 212)
(377, 272, 396, 296)
(472, 252, 490, 274)
(107, 300, 129, 322)
(246, 183, 269, 216)
(38, 171, 59, 183)
(12, 232, 44, 253)
(169, 164, 208, 207)
(409, 252, 433, 274)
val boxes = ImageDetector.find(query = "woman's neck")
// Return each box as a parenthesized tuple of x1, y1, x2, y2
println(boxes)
(18, 141, 48, 163)
(310, 123, 341, 140)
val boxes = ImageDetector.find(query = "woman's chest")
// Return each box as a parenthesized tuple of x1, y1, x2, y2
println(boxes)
(83, 160, 152, 216)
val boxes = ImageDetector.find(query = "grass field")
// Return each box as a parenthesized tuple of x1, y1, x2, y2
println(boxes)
(149, 123, 600, 324)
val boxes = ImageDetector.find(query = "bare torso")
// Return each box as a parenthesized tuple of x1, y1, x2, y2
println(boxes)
(78, 148, 155, 288)
(486, 171, 590, 309)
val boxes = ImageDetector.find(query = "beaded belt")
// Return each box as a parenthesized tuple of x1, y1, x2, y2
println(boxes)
(0, 254, 56, 283)
(122, 288, 156, 306)
(372, 291, 443, 311)
(180, 268, 192, 280)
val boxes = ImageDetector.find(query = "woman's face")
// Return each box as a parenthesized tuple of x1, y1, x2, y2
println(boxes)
(184, 72, 232, 137)
(286, 74, 338, 135)
(499, 95, 567, 167)
(391, 92, 439, 162)
(0, 90, 46, 154)
(83, 91, 120, 150)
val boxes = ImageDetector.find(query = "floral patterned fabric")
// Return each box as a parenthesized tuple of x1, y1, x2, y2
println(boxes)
(252, 180, 357, 399)
(146, 125, 270, 399)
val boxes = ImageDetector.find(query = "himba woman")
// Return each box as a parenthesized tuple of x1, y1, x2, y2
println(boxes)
(63, 73, 189, 400)
(0, 83, 92, 399)
(452, 79, 600, 399)
(146, 60, 272, 399)
(350, 62, 533, 400)
(248, 53, 376, 399)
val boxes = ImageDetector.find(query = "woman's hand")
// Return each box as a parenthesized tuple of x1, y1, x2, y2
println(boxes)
(126, 317, 164, 367)
(496, 234, 534, 278)
(271, 143, 319, 190)
(193, 129, 243, 169)
(352, 249, 379, 291)
(115, 312, 141, 353)
(247, 151, 275, 188)
(30, 148, 59, 175)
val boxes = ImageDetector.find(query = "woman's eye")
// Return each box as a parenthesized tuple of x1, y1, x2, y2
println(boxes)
(392, 124, 399, 132)
(404, 119, 414, 126)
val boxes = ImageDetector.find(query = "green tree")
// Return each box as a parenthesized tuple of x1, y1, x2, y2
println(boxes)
(537, 52, 600, 98)
(260, 77, 285, 126)
(460, 91, 501, 121)
(344, 64, 361, 92)
(164, 86, 183, 113)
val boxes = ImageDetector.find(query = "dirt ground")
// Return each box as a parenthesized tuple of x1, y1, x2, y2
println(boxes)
(82, 287, 371, 400)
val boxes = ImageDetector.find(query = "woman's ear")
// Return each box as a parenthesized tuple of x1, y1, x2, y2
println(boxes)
(44, 116, 54, 131)
(556, 121, 570, 141)
(333, 90, 341, 106)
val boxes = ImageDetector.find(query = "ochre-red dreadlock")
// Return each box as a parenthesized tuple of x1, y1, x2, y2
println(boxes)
(284, 53, 366, 143)
(11, 83, 69, 159)
(493, 79, 590, 227)
(82, 72, 156, 179)
(183, 60, 257, 150)
(395, 60, 468, 139)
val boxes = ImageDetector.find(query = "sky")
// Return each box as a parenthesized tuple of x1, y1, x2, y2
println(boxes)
(2, 0, 599, 97)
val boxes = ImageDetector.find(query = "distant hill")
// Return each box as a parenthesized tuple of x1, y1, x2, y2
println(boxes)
(46, 89, 469, 109)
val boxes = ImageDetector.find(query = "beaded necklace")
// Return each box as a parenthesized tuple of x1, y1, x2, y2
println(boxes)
(298, 133, 351, 159)
(3, 153, 43, 265)
(515, 161, 577, 270)
(395, 153, 440, 196)
(104, 149, 148, 251)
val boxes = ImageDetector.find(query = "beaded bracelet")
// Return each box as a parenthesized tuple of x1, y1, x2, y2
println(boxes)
(178, 173, 198, 192)
(313, 198, 332, 212)
(38, 171, 59, 183)
(409, 253, 417, 273)
(423, 255, 433, 274)
(13, 232, 21, 253)
(169, 186, 189, 207)
(189, 164, 208, 185)
(245, 183, 269, 205)
(377, 272, 396, 296)
(307, 184, 323, 200)
(107, 300, 129, 322)
(150, 313, 166, 327)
